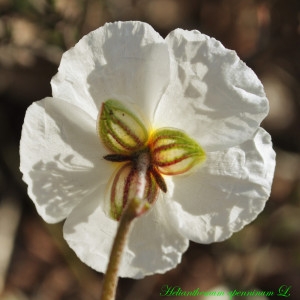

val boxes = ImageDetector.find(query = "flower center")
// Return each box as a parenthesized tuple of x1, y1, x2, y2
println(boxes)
(104, 145, 168, 192)
(98, 99, 206, 220)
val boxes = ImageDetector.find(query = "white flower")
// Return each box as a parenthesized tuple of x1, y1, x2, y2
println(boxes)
(20, 21, 275, 279)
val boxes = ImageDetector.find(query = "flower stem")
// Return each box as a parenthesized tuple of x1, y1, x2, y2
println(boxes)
(100, 204, 134, 300)
(100, 153, 150, 300)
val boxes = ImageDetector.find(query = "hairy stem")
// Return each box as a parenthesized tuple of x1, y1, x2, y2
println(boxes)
(100, 153, 150, 300)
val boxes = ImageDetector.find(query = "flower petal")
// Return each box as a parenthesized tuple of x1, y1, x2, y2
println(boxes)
(20, 97, 113, 223)
(125, 197, 189, 278)
(166, 128, 275, 243)
(63, 192, 189, 279)
(51, 21, 170, 121)
(154, 29, 269, 151)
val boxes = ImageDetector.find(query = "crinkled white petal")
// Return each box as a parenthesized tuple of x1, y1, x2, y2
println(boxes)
(166, 128, 275, 243)
(51, 21, 170, 121)
(63, 193, 189, 279)
(154, 29, 269, 151)
(20, 97, 113, 223)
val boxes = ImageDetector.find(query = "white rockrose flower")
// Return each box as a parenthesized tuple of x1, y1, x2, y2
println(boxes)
(20, 21, 275, 279)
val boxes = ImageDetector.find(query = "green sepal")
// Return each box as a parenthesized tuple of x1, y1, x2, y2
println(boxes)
(149, 128, 206, 175)
(98, 99, 148, 155)
(109, 163, 159, 221)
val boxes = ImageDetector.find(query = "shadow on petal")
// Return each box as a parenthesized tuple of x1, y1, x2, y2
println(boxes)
(29, 155, 104, 223)
(22, 99, 113, 223)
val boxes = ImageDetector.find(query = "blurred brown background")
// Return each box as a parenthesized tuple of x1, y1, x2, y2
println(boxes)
(0, 0, 300, 299)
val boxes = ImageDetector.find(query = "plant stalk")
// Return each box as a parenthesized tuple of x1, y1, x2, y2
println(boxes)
(100, 152, 150, 300)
